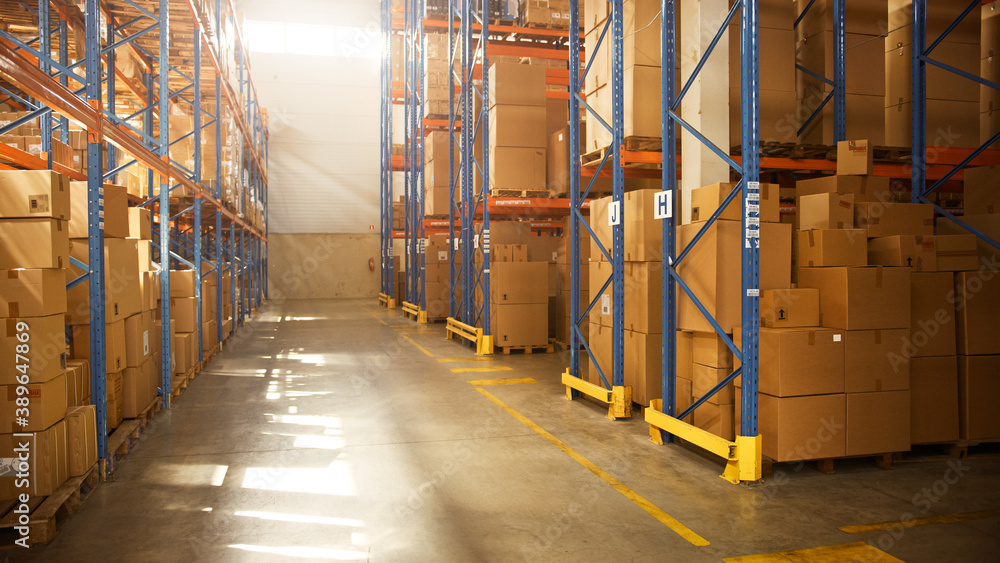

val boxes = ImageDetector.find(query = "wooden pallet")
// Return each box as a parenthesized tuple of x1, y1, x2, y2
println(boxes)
(130, 396, 161, 432)
(550, 339, 581, 352)
(581, 137, 663, 168)
(488, 188, 551, 198)
(496, 343, 554, 355)
(0, 463, 100, 547)
(102, 418, 142, 476)
(170, 371, 192, 399)
(524, 22, 571, 31)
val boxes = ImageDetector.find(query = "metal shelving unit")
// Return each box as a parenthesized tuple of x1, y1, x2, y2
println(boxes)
(379, 0, 396, 309)
(911, 0, 1000, 252)
(402, 0, 428, 323)
(793, 0, 846, 144)
(0, 0, 267, 474)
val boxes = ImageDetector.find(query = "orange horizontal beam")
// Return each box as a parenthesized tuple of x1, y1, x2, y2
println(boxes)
(0, 41, 265, 240)
(0, 144, 86, 181)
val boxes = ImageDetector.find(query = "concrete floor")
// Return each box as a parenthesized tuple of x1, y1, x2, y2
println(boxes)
(9, 299, 1000, 562)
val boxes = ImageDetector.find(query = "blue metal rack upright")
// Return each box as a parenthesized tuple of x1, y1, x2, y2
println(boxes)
(794, 0, 846, 142)
(0, 0, 268, 478)
(443, 0, 494, 355)
(911, 0, 1000, 254)
(379, 0, 396, 309)
(642, 0, 763, 484)
(402, 0, 429, 323)
(560, 0, 631, 419)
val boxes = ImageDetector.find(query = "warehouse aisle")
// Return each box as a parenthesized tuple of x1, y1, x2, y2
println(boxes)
(11, 299, 1000, 562)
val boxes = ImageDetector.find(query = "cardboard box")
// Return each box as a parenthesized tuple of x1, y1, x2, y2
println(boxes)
(963, 164, 1000, 214)
(795, 175, 891, 203)
(202, 319, 218, 352)
(136, 239, 152, 272)
(491, 303, 548, 349)
(547, 128, 571, 196)
(173, 333, 192, 375)
(623, 261, 661, 333)
(66, 405, 97, 476)
(488, 62, 546, 108)
(689, 182, 780, 224)
(624, 330, 661, 406)
(692, 331, 734, 370)
(64, 359, 90, 407)
(854, 203, 935, 238)
(124, 311, 153, 367)
(958, 355, 1000, 440)
(798, 193, 854, 230)
(693, 402, 735, 441)
(937, 213, 1000, 261)
(798, 267, 911, 330)
(584, 65, 663, 150)
(954, 271, 1000, 355)
(0, 268, 67, 318)
(867, 235, 937, 271)
(909, 272, 958, 358)
(128, 207, 151, 240)
(797, 229, 868, 267)
(588, 196, 611, 261)
(623, 189, 664, 262)
(0, 170, 70, 219)
(489, 147, 546, 192)
(69, 182, 128, 238)
(106, 370, 123, 430)
(677, 221, 792, 333)
(692, 364, 735, 406)
(489, 105, 547, 149)
(0, 419, 68, 499)
(584, 322, 613, 386)
(141, 271, 158, 311)
(490, 222, 531, 245)
(491, 262, 548, 304)
(736, 326, 845, 397)
(170, 297, 198, 333)
(70, 320, 126, 374)
(760, 288, 820, 328)
(121, 358, 156, 418)
(0, 218, 68, 269)
(66, 238, 142, 324)
(837, 140, 873, 175)
(934, 235, 979, 271)
(910, 356, 959, 445)
(170, 269, 197, 298)
(589, 260, 613, 327)
(844, 329, 910, 393)
(759, 392, 847, 461)
(1, 372, 67, 433)
(846, 391, 911, 456)
(0, 313, 66, 385)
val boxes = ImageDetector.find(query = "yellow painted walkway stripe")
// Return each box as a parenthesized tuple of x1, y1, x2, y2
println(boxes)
(466, 377, 536, 386)
(724, 542, 903, 562)
(450, 366, 515, 374)
(839, 509, 1000, 534)
(474, 387, 709, 547)
(357, 304, 389, 326)
(400, 334, 434, 358)
(437, 357, 494, 363)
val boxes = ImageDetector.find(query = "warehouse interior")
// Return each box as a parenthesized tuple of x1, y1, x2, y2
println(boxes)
(1, 0, 1000, 561)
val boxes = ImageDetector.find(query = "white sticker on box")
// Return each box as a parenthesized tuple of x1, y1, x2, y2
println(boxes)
(833, 334, 842, 342)
(474, 234, 479, 249)
(558, 133, 564, 142)
(438, 250, 447, 261)
(143, 330, 149, 355)
(0, 458, 17, 477)
(552, 251, 558, 262)
(601, 294, 610, 315)
(654, 191, 672, 220)
(608, 201, 621, 226)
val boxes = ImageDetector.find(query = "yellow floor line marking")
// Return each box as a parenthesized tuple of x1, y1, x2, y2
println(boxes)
(724, 542, 903, 562)
(437, 357, 494, 363)
(400, 334, 434, 358)
(358, 304, 389, 326)
(450, 366, 514, 374)
(466, 377, 536, 385)
(474, 387, 709, 547)
(839, 509, 1000, 534)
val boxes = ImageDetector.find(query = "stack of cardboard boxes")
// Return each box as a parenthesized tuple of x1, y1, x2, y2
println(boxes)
(677, 182, 790, 439)
(425, 233, 451, 320)
(794, 0, 886, 144)
(489, 63, 548, 194)
(519, 0, 573, 29)
(733, 1, 796, 145)
(884, 1, 980, 147)
(423, 33, 451, 118)
(554, 216, 590, 344)
(981, 5, 1000, 148)
(170, 270, 201, 380)
(0, 170, 98, 501)
(583, 0, 662, 152)
(424, 132, 453, 217)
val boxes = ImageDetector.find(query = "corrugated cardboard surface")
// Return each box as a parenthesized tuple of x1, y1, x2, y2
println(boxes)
(846, 391, 911, 456)
(689, 182, 780, 225)
(958, 355, 1000, 441)
(759, 393, 846, 462)
(909, 272, 957, 358)
(491, 303, 548, 348)
(1, 313, 66, 385)
(66, 405, 97, 477)
(0, 419, 68, 498)
(0, 268, 67, 318)
(837, 140, 873, 175)
(0, 218, 68, 270)
(868, 235, 937, 271)
(760, 288, 820, 328)
(0, 170, 70, 220)
(954, 271, 1000, 355)
(910, 356, 960, 445)
(798, 266, 911, 330)
(798, 193, 854, 230)
(854, 203, 935, 238)
(745, 327, 846, 397)
(624, 330, 661, 406)
(797, 229, 868, 267)
(1, 372, 67, 433)
(69, 182, 128, 238)
(844, 329, 910, 392)
(796, 175, 891, 203)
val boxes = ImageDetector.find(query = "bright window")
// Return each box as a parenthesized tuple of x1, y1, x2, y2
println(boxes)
(245, 20, 379, 59)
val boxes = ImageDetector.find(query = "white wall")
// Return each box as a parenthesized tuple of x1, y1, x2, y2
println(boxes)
(240, 0, 382, 234)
